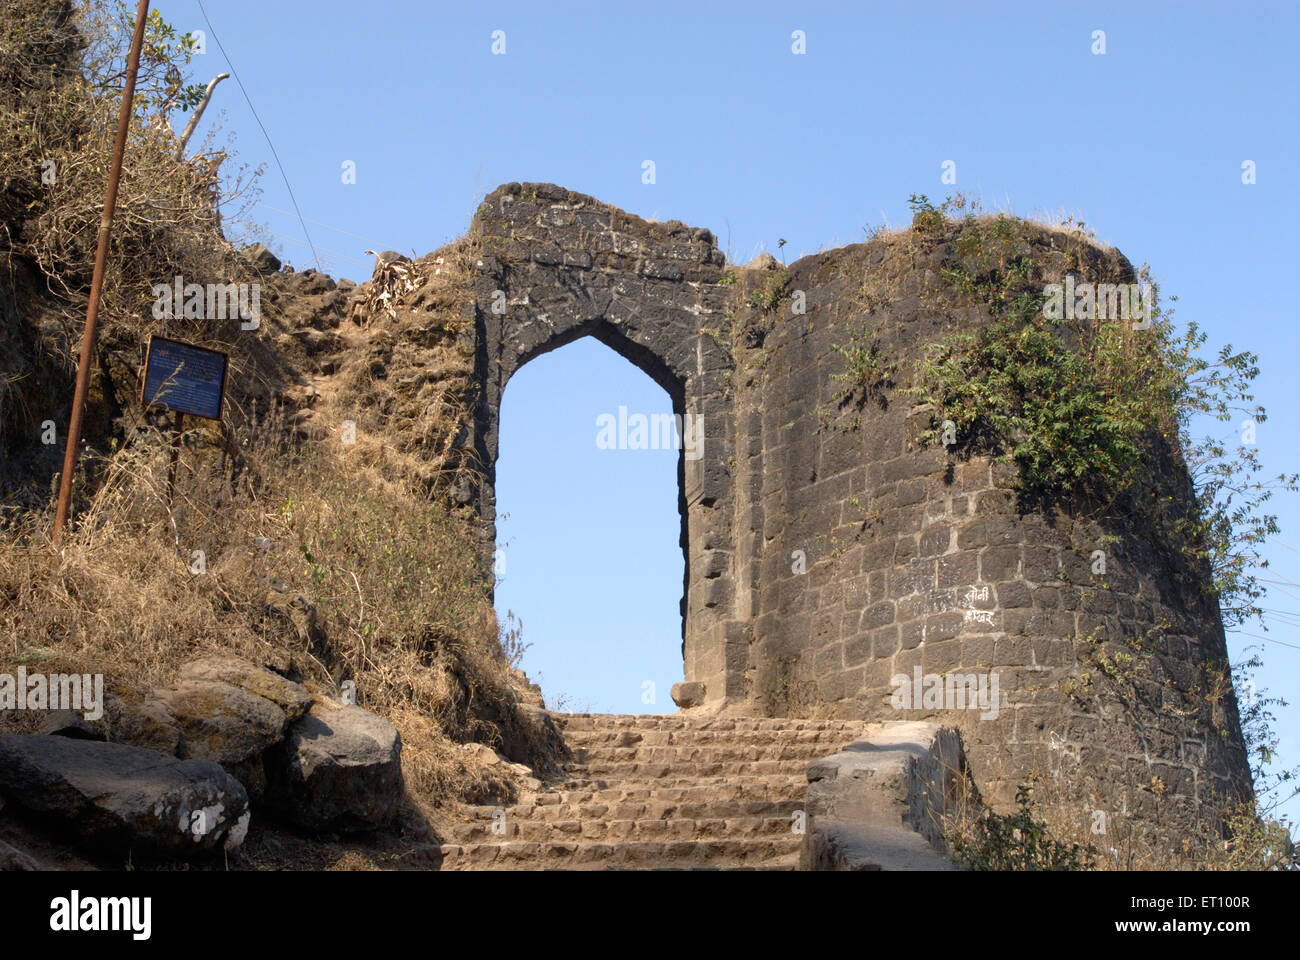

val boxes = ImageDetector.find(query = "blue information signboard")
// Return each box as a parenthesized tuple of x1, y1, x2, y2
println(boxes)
(141, 336, 229, 421)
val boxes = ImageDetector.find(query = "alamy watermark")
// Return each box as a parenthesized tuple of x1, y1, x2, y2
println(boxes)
(0, 669, 103, 721)
(1042, 277, 1152, 328)
(596, 405, 704, 461)
(889, 666, 1001, 720)
(151, 275, 260, 330)
(50, 891, 150, 941)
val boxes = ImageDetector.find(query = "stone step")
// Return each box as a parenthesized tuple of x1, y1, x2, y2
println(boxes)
(568, 743, 837, 765)
(554, 714, 867, 734)
(442, 814, 799, 843)
(561, 727, 862, 748)
(564, 758, 807, 778)
(420, 837, 803, 870)
(461, 796, 803, 823)
(429, 712, 866, 870)
(626, 864, 798, 872)
(522, 775, 809, 805)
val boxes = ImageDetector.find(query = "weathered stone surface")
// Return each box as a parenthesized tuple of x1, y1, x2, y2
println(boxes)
(177, 656, 313, 722)
(241, 242, 281, 273)
(158, 680, 288, 800)
(801, 722, 965, 870)
(0, 735, 249, 855)
(38, 709, 107, 741)
(263, 700, 403, 833)
(405, 182, 1252, 853)
(0, 838, 40, 871)
(670, 681, 706, 708)
(460, 743, 538, 788)
(430, 712, 863, 869)
(104, 695, 183, 755)
(461, 742, 505, 765)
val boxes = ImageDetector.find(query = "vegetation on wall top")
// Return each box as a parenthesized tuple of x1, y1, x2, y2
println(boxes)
(904, 193, 1295, 636)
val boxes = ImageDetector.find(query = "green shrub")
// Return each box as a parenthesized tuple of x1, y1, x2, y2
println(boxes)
(830, 318, 895, 410)
(747, 267, 789, 310)
(909, 203, 1296, 631)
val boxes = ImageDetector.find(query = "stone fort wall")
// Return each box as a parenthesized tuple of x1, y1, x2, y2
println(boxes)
(466, 182, 1252, 851)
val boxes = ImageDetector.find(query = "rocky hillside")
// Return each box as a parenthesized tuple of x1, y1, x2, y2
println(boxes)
(0, 0, 563, 869)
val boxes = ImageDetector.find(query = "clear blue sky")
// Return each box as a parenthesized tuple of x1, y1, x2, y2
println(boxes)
(163, 0, 1300, 812)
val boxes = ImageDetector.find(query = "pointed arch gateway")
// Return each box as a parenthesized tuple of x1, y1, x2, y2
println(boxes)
(458, 182, 1256, 848)
(469, 184, 745, 708)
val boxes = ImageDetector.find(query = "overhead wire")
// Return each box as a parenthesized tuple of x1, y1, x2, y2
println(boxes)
(195, 0, 320, 270)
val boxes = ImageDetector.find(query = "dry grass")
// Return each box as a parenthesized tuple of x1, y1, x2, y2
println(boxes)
(0, 0, 557, 826)
(0, 390, 558, 812)
(0, 0, 544, 808)
(934, 748, 1293, 871)
(331, 238, 484, 501)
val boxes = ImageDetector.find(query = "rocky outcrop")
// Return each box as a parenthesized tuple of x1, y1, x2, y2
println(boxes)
(103, 694, 183, 755)
(106, 655, 400, 822)
(0, 655, 407, 863)
(0, 838, 41, 871)
(264, 700, 403, 832)
(151, 655, 314, 800)
(149, 657, 405, 833)
(0, 734, 249, 856)
(159, 680, 289, 802)
(177, 656, 314, 721)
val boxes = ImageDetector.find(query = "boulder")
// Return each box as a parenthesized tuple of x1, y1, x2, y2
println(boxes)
(460, 742, 540, 789)
(38, 709, 108, 741)
(460, 742, 505, 765)
(104, 695, 183, 755)
(176, 656, 313, 722)
(0, 735, 249, 856)
(0, 839, 40, 871)
(264, 700, 402, 833)
(671, 681, 706, 708)
(241, 243, 281, 273)
(158, 680, 288, 801)
(298, 270, 336, 295)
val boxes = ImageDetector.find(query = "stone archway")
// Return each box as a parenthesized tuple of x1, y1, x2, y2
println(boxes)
(496, 322, 690, 694)
(468, 183, 745, 708)
(456, 181, 1254, 849)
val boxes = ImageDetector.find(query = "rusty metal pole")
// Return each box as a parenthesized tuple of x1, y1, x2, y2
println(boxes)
(52, 0, 151, 544)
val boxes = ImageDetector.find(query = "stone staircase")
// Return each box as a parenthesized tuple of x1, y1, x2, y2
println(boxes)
(427, 713, 871, 870)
